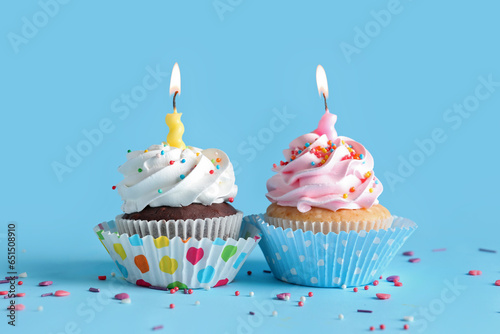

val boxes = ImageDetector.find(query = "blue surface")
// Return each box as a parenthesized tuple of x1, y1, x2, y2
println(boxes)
(1, 0, 500, 333)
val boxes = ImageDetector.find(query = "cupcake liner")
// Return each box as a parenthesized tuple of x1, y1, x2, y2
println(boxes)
(94, 218, 261, 289)
(115, 211, 243, 241)
(266, 216, 394, 234)
(245, 214, 417, 288)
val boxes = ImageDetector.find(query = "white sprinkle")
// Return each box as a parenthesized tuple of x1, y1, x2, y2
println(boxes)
(300, 296, 306, 302)
(37, 306, 43, 312)
(204, 286, 211, 291)
(22, 249, 26, 253)
(19, 272, 28, 278)
(249, 292, 254, 297)
(403, 316, 414, 322)
(284, 295, 290, 301)
(121, 298, 131, 304)
(341, 284, 347, 289)
(272, 311, 278, 317)
(111, 272, 116, 277)
(338, 314, 344, 320)
(195, 301, 200, 306)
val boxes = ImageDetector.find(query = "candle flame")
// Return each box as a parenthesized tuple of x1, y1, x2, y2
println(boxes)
(169, 63, 181, 96)
(316, 65, 328, 99)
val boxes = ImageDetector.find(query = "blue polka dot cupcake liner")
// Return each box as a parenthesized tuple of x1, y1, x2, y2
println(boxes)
(94, 219, 261, 289)
(245, 214, 417, 288)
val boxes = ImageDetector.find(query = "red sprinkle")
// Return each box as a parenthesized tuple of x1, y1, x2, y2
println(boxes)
(188, 289, 193, 294)
(7, 304, 25, 311)
(380, 324, 386, 330)
(16, 293, 26, 298)
(169, 303, 175, 309)
(228, 197, 234, 203)
(174, 287, 179, 291)
(0, 291, 7, 295)
(169, 160, 174, 165)
(298, 301, 304, 307)
(235, 291, 240, 296)
(395, 281, 403, 287)
(364, 285, 369, 290)
(432, 248, 446, 252)
(404, 324, 409, 330)
(353, 287, 358, 292)
(495, 280, 500, 286)
(98, 276, 106, 280)
(403, 251, 414, 256)
(373, 280, 379, 286)
(409, 258, 421, 263)
(308, 292, 313, 297)
(379, 276, 383, 279)
(112, 186, 116, 190)
(247, 271, 252, 276)
(370, 326, 375, 331)
(170, 289, 176, 294)
(376, 293, 391, 300)
(18, 281, 23, 285)
(209, 170, 214, 174)
(469, 270, 482, 276)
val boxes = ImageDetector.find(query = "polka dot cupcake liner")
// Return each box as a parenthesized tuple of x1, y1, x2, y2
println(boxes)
(245, 214, 417, 288)
(115, 212, 243, 241)
(94, 219, 261, 289)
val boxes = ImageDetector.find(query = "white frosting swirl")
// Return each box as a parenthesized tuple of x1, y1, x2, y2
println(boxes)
(117, 144, 237, 213)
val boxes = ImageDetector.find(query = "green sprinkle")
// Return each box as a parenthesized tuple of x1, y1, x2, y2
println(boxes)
(158, 189, 162, 193)
(138, 168, 143, 173)
(127, 150, 131, 153)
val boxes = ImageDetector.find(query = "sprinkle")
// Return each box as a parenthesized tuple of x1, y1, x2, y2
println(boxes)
(305, 143, 310, 147)
(272, 310, 278, 317)
(403, 251, 414, 256)
(277, 293, 291, 300)
(89, 288, 100, 293)
(169, 160, 174, 165)
(369, 188, 373, 193)
(0, 291, 7, 295)
(359, 154, 364, 159)
(181, 159, 185, 163)
(37, 306, 43, 312)
(196, 152, 200, 156)
(195, 301, 200, 305)
(112, 185, 117, 190)
(0, 280, 8, 284)
(495, 280, 500, 286)
(98, 276, 106, 280)
(235, 291, 240, 296)
(148, 286, 168, 291)
(386, 275, 399, 282)
(111, 272, 116, 277)
(169, 303, 175, 309)
(311, 162, 315, 166)
(298, 301, 304, 307)
(404, 324, 409, 330)
(121, 298, 131, 304)
(127, 150, 131, 153)
(152, 325, 164, 331)
(380, 324, 386, 330)
(479, 248, 497, 253)
(353, 287, 358, 292)
(54, 290, 70, 297)
(115, 293, 129, 300)
(432, 248, 446, 252)
(41, 293, 53, 297)
(468, 270, 482, 276)
(379, 276, 383, 279)
(138, 168, 143, 173)
(403, 316, 414, 322)
(343, 194, 348, 199)
(308, 292, 313, 297)
(364, 285, 369, 290)
(188, 289, 193, 294)
(284, 296, 290, 301)
(39, 281, 53, 286)
(263, 270, 271, 273)
(216, 158, 221, 162)
(247, 271, 252, 275)
(228, 197, 234, 203)
(209, 170, 214, 175)
(357, 309, 372, 313)
(249, 291, 254, 297)
(18, 281, 23, 285)
(161, 150, 164, 155)
(300, 296, 306, 302)
(204, 286, 210, 291)
(375, 180, 379, 184)
(158, 189, 163, 193)
(373, 280, 379, 286)
(249, 311, 255, 315)
(370, 326, 375, 331)
(409, 258, 421, 263)
(364, 171, 371, 178)
(7, 304, 25, 311)
(349, 187, 355, 193)
(341, 284, 346, 289)
(376, 293, 391, 300)
(144, 150, 148, 153)
(180, 175, 185, 180)
(170, 289, 176, 294)
(395, 281, 403, 287)
(338, 314, 344, 320)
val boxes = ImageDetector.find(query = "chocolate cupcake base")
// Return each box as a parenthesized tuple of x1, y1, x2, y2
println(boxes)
(123, 203, 238, 221)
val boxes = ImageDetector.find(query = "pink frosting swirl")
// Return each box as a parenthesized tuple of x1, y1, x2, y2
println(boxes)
(266, 111, 383, 213)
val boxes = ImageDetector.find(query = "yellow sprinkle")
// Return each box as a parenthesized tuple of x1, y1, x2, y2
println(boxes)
(343, 193, 348, 199)
(196, 152, 200, 156)
(144, 150, 149, 153)
(364, 171, 372, 178)
(341, 140, 345, 145)
(321, 160, 325, 164)
(325, 155, 329, 159)
(369, 188, 374, 193)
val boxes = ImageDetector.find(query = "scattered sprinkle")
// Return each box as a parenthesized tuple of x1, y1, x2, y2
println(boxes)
(403, 316, 414, 322)
(89, 288, 100, 293)
(54, 290, 70, 297)
(180, 174, 185, 180)
(298, 301, 304, 307)
(111, 272, 116, 277)
(112, 185, 117, 190)
(170, 289, 176, 294)
(235, 291, 240, 296)
(432, 248, 446, 252)
(379, 276, 383, 279)
(138, 168, 143, 173)
(149, 286, 168, 291)
(121, 298, 131, 304)
(195, 301, 200, 305)
(341, 284, 347, 289)
(284, 296, 290, 301)
(115, 293, 129, 300)
(37, 306, 43, 312)
(358, 309, 373, 313)
(272, 310, 278, 317)
(158, 189, 163, 193)
(386, 276, 399, 282)
(479, 248, 497, 253)
(395, 282, 403, 287)
(300, 296, 306, 302)
(343, 193, 348, 199)
(263, 270, 271, 273)
(311, 162, 315, 166)
(364, 285, 369, 290)
(404, 324, 410, 330)
(469, 270, 482, 276)
(228, 197, 234, 203)
(308, 292, 313, 297)
(373, 280, 379, 286)
(127, 150, 131, 153)
(380, 324, 386, 330)
(403, 251, 414, 256)
(353, 287, 358, 292)
(15, 293, 25, 298)
(41, 293, 53, 297)
(369, 188, 374, 193)
(495, 280, 500, 286)
(188, 289, 193, 294)
(0, 291, 7, 295)
(152, 325, 163, 331)
(18, 281, 23, 285)
(209, 170, 214, 175)
(276, 293, 290, 301)
(98, 276, 106, 280)
(181, 158, 185, 163)
(409, 258, 421, 263)
(376, 293, 391, 300)
(249, 292, 254, 297)
(19, 272, 27, 278)
(39, 281, 53, 286)
(370, 326, 375, 331)
(169, 303, 175, 309)
(204, 286, 210, 291)
(247, 271, 252, 276)
(0, 280, 9, 284)
(349, 187, 355, 193)
(7, 304, 25, 311)
(338, 314, 344, 320)
(144, 150, 148, 153)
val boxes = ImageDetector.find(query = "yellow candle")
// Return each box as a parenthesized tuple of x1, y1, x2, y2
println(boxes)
(166, 63, 186, 149)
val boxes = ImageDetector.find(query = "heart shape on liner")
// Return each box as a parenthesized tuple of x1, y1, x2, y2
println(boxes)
(186, 247, 205, 266)
(214, 278, 229, 287)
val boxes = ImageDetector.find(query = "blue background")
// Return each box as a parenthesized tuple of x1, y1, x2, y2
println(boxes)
(1, 0, 500, 333)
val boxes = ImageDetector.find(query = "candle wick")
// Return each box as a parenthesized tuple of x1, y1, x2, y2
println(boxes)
(323, 93, 328, 111)
(173, 91, 178, 112)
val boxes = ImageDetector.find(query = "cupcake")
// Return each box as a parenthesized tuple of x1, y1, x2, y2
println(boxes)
(115, 144, 242, 241)
(245, 65, 417, 287)
(94, 63, 261, 289)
